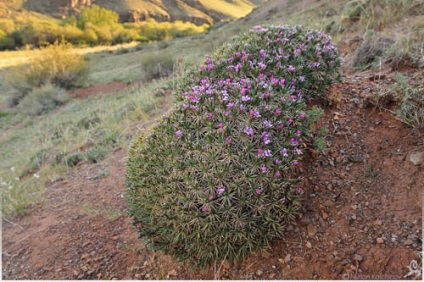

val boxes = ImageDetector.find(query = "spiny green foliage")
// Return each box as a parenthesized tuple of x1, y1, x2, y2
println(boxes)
(126, 25, 341, 266)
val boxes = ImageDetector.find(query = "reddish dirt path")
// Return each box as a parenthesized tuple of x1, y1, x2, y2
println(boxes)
(68, 80, 142, 99)
(2, 72, 423, 280)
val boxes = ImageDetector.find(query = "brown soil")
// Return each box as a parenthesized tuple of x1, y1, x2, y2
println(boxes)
(68, 81, 142, 99)
(2, 68, 423, 280)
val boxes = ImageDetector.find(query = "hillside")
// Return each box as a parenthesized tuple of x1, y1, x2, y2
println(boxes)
(17, 0, 265, 25)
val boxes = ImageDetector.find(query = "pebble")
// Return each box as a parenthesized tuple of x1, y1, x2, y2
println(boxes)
(168, 269, 177, 276)
(409, 151, 423, 165)
(284, 254, 292, 263)
(374, 219, 382, 226)
(376, 237, 385, 244)
(305, 241, 312, 249)
(307, 224, 318, 236)
(322, 212, 328, 220)
(353, 254, 364, 262)
(351, 205, 358, 210)
(256, 270, 263, 276)
(269, 273, 276, 279)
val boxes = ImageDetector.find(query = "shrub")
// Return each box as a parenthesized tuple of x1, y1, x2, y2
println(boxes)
(394, 73, 424, 128)
(126, 25, 341, 266)
(140, 53, 176, 82)
(86, 146, 108, 163)
(62, 152, 84, 167)
(18, 84, 70, 116)
(4, 40, 87, 102)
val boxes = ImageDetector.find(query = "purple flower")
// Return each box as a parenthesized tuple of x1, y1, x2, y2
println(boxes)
(258, 148, 264, 155)
(183, 103, 189, 109)
(299, 76, 305, 82)
(290, 138, 299, 146)
(299, 112, 306, 119)
(258, 62, 266, 70)
(209, 195, 214, 200)
(136, 223, 141, 228)
(281, 148, 288, 157)
(175, 130, 183, 137)
(202, 206, 210, 212)
(275, 109, 281, 115)
(242, 95, 251, 102)
(244, 127, 254, 137)
(296, 130, 302, 136)
(292, 160, 299, 166)
(296, 187, 303, 194)
(225, 137, 231, 143)
(275, 171, 281, 178)
(256, 189, 263, 195)
(288, 65, 295, 72)
(239, 104, 246, 110)
(264, 150, 272, 157)
(275, 159, 282, 165)
(263, 120, 273, 128)
(217, 187, 225, 195)
(261, 166, 267, 173)
(313, 62, 320, 68)
(208, 113, 213, 119)
(218, 123, 224, 129)
(295, 148, 303, 155)
(227, 102, 234, 109)
(295, 49, 301, 55)
(259, 49, 267, 58)
(249, 110, 261, 118)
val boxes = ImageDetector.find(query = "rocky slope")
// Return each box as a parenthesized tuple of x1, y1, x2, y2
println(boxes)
(20, 0, 265, 25)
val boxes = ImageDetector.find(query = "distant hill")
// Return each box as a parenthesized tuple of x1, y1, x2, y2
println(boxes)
(16, 0, 267, 25)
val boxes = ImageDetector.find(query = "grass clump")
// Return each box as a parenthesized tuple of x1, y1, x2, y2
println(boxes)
(86, 146, 108, 163)
(140, 53, 176, 82)
(18, 83, 70, 116)
(394, 73, 424, 128)
(62, 152, 84, 167)
(126, 25, 341, 266)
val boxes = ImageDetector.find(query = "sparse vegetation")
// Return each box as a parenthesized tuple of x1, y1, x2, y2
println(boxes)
(18, 84, 70, 116)
(394, 73, 424, 128)
(4, 40, 87, 106)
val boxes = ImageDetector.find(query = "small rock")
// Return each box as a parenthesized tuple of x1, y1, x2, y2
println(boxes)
(305, 241, 312, 249)
(351, 214, 357, 220)
(322, 212, 328, 220)
(351, 205, 358, 210)
(256, 270, 263, 276)
(353, 254, 364, 262)
(340, 172, 346, 179)
(73, 270, 79, 277)
(307, 224, 318, 237)
(168, 269, 177, 276)
(284, 254, 292, 263)
(409, 151, 423, 166)
(341, 259, 351, 266)
(82, 265, 89, 272)
(377, 237, 385, 244)
(404, 239, 414, 245)
(269, 273, 276, 279)
(374, 219, 383, 226)
(81, 253, 90, 260)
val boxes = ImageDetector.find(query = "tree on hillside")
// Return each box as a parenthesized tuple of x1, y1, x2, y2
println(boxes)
(78, 4, 119, 28)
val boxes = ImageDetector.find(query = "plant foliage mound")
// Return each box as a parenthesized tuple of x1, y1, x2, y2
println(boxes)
(126, 25, 341, 266)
